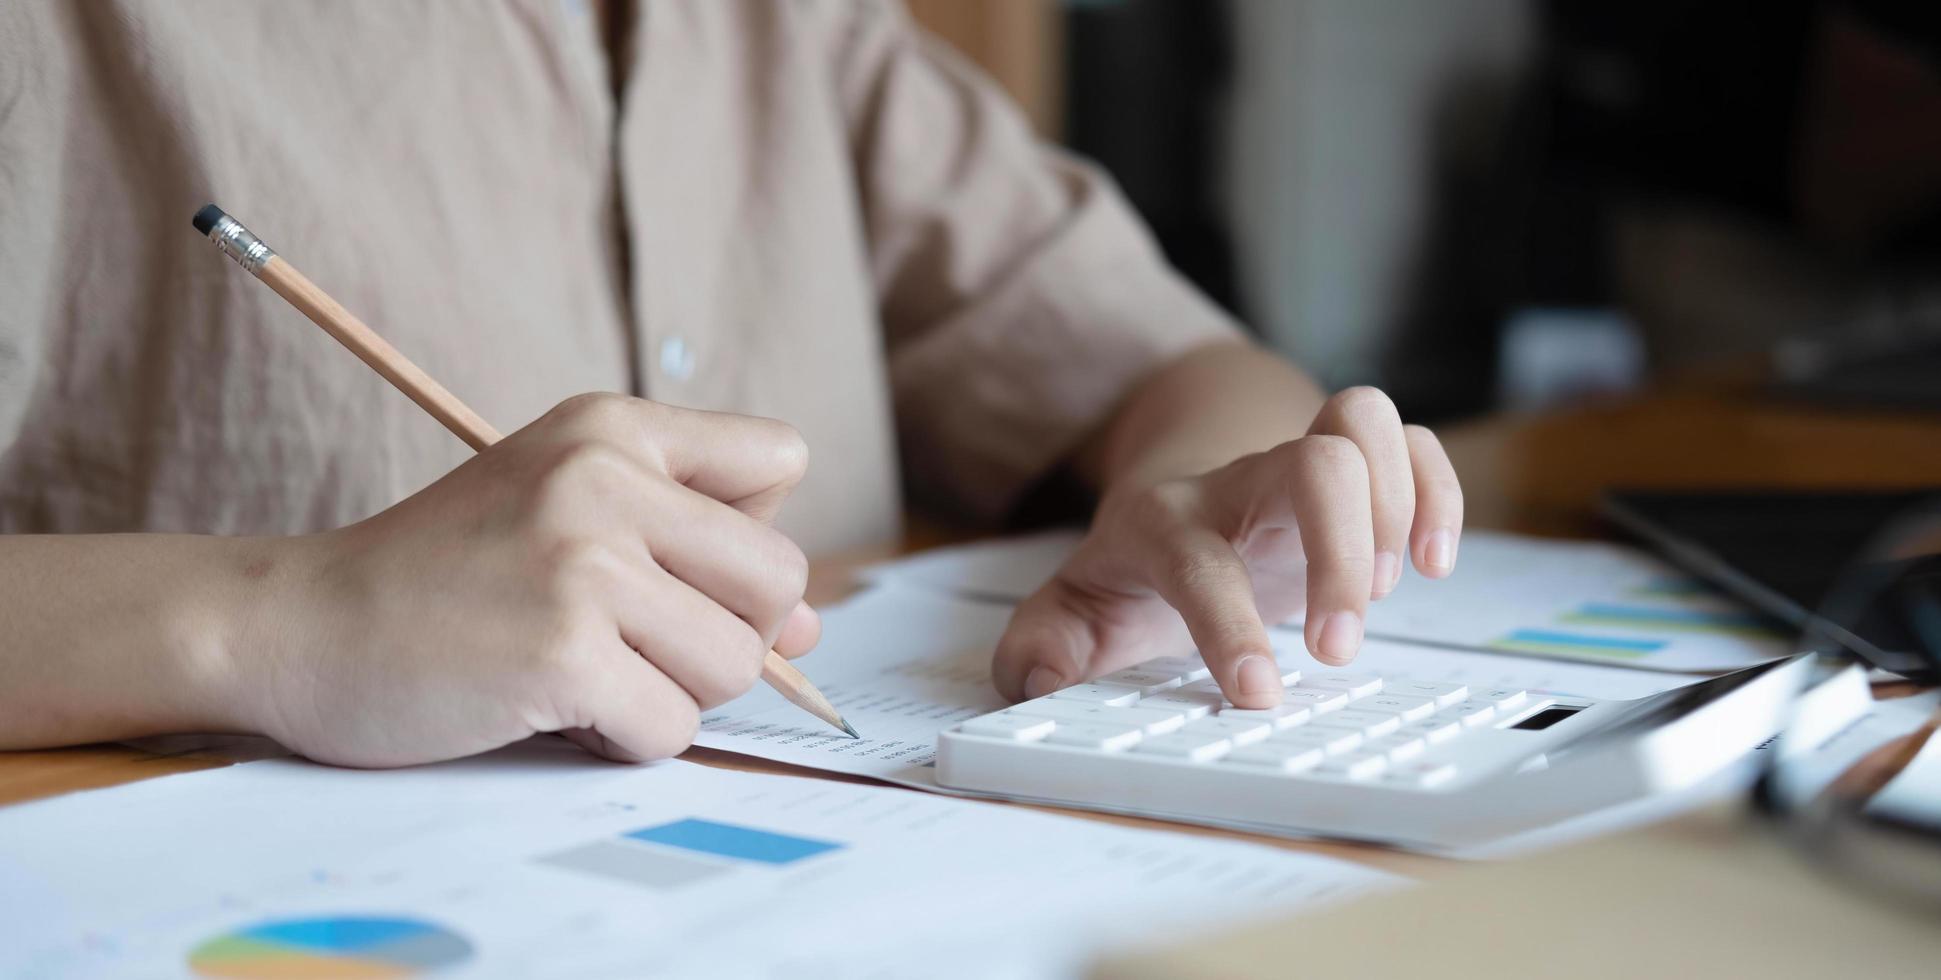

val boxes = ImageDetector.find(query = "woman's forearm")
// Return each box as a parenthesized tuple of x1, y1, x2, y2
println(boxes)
(1077, 340, 1329, 495)
(0, 533, 283, 748)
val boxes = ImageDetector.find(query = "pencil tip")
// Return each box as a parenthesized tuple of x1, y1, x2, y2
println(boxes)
(840, 720, 861, 739)
(192, 204, 225, 236)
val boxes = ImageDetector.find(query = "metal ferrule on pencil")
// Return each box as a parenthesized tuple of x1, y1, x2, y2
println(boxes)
(203, 209, 275, 273)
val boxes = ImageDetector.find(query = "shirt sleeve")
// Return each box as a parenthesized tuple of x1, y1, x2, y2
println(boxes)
(833, 1, 1245, 523)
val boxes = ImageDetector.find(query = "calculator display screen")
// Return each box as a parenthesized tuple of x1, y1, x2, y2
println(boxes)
(1511, 706, 1583, 731)
(1555, 655, 1800, 755)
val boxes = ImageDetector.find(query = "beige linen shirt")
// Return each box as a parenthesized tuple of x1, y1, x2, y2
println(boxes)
(0, 0, 1238, 555)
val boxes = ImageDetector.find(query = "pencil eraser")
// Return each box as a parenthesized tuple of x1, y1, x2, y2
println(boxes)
(191, 204, 225, 236)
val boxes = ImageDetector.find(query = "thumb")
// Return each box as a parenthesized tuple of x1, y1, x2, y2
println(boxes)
(991, 582, 1105, 702)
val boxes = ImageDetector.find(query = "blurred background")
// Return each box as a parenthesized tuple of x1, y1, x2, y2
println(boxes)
(908, 0, 1941, 425)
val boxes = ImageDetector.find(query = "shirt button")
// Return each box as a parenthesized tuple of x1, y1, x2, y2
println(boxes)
(658, 336, 696, 382)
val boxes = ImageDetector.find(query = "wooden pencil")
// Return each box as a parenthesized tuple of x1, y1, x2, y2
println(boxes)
(191, 203, 859, 740)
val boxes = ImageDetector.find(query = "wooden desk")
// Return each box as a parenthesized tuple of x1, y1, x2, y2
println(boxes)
(1441, 385, 1941, 537)
(5, 385, 1938, 881)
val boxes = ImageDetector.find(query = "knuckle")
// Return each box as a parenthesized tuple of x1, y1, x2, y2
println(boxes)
(529, 440, 635, 509)
(530, 619, 600, 692)
(1423, 467, 1463, 497)
(1162, 545, 1236, 594)
(735, 648, 768, 696)
(770, 534, 810, 601)
(1375, 478, 1418, 518)
(642, 698, 701, 759)
(697, 624, 768, 707)
(1401, 426, 1461, 501)
(1209, 621, 1270, 656)
(665, 699, 703, 753)
(556, 391, 637, 431)
(761, 418, 810, 480)
(1427, 476, 1465, 513)
(1332, 385, 1398, 422)
(753, 561, 808, 640)
(1116, 479, 1200, 532)
(535, 536, 619, 599)
(729, 622, 770, 690)
(1291, 434, 1365, 473)
(551, 438, 632, 479)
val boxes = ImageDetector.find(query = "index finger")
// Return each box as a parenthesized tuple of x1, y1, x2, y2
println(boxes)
(641, 406, 810, 523)
(1147, 530, 1286, 710)
(550, 394, 810, 522)
(1207, 437, 1375, 666)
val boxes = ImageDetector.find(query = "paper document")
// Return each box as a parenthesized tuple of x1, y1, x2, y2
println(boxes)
(694, 583, 1018, 782)
(695, 582, 1695, 790)
(859, 528, 1081, 600)
(1354, 530, 1793, 672)
(0, 742, 1397, 979)
(864, 529, 1793, 672)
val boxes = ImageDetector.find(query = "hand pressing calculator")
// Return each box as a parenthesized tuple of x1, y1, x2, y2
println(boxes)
(936, 652, 1848, 850)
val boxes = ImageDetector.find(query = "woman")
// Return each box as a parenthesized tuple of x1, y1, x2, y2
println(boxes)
(0, 0, 1461, 766)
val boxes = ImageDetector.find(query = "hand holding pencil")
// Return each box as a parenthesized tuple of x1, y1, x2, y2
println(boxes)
(191, 205, 855, 768)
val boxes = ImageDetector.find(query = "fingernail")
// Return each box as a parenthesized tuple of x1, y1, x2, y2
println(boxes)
(1317, 611, 1363, 664)
(1425, 528, 1456, 574)
(1235, 655, 1280, 697)
(1024, 666, 1064, 699)
(1372, 550, 1400, 598)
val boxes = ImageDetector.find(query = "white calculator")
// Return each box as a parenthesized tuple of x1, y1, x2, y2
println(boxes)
(936, 653, 1834, 850)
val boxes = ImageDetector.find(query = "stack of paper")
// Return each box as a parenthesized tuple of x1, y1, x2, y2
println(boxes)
(862, 529, 1796, 672)
(0, 741, 1396, 978)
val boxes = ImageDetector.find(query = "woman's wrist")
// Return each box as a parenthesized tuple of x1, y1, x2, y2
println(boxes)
(191, 533, 335, 740)
(1078, 341, 1326, 499)
(0, 532, 324, 749)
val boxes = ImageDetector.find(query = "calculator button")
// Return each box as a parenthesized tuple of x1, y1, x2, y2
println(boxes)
(1385, 680, 1469, 708)
(1044, 722, 1143, 752)
(1476, 688, 1529, 709)
(1008, 701, 1186, 735)
(1352, 694, 1437, 722)
(1280, 688, 1350, 714)
(1137, 656, 1211, 683)
(1269, 727, 1363, 755)
(1315, 752, 1388, 781)
(1386, 760, 1459, 789)
(1361, 734, 1426, 763)
(1399, 716, 1464, 745)
(1215, 703, 1314, 731)
(1046, 684, 1141, 706)
(1094, 669, 1186, 696)
(1309, 709, 1402, 738)
(1138, 692, 1223, 720)
(1186, 664, 1298, 693)
(1448, 700, 1498, 727)
(1224, 742, 1325, 773)
(1132, 731, 1233, 762)
(1296, 674, 1383, 698)
(957, 714, 1057, 741)
(1181, 716, 1274, 746)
